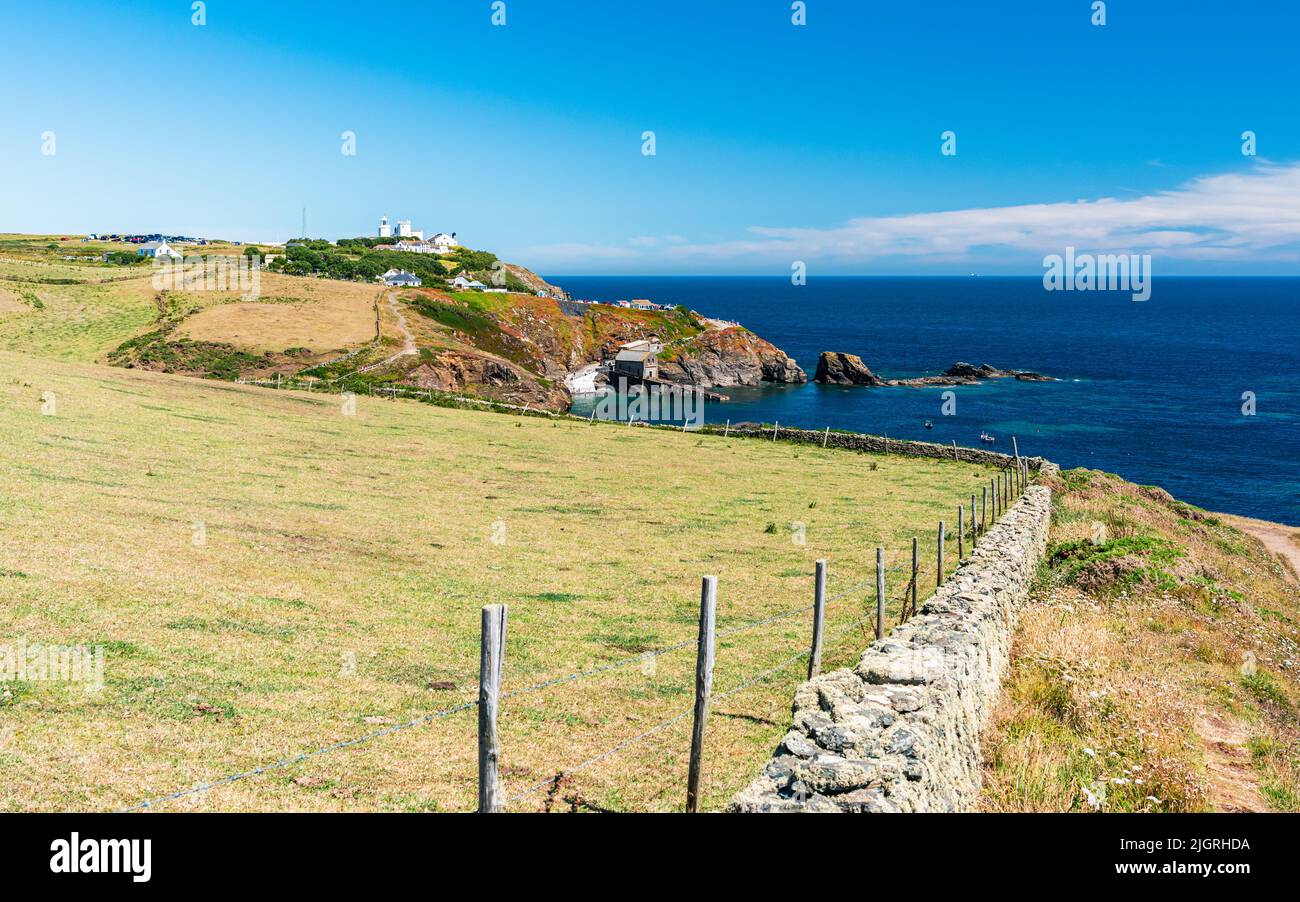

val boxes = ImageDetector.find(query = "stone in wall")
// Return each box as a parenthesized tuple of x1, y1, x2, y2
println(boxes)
(729, 483, 1053, 812)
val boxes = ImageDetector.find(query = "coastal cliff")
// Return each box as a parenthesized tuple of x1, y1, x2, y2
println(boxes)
(297, 278, 807, 410)
(658, 326, 805, 387)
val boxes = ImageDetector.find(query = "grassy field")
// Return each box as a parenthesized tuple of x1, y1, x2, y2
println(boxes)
(0, 244, 380, 375)
(0, 268, 159, 361)
(0, 350, 997, 812)
(981, 470, 1300, 812)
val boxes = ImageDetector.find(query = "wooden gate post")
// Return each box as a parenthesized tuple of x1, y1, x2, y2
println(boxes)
(910, 537, 919, 617)
(478, 604, 508, 813)
(808, 562, 827, 680)
(958, 505, 965, 560)
(875, 547, 885, 640)
(686, 576, 718, 813)
(937, 520, 945, 588)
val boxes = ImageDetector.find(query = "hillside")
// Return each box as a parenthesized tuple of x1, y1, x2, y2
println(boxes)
(0, 350, 994, 812)
(981, 469, 1300, 812)
(0, 235, 805, 410)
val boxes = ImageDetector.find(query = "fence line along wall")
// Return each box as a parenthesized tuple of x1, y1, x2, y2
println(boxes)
(698, 422, 1047, 471)
(730, 476, 1055, 813)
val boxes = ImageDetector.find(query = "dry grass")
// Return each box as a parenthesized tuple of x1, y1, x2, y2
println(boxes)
(0, 350, 994, 812)
(982, 469, 1300, 812)
(176, 275, 380, 354)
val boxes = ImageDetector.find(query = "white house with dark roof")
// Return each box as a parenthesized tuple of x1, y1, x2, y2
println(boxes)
(382, 270, 422, 287)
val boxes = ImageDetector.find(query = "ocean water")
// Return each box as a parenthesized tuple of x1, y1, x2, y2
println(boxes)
(557, 276, 1300, 525)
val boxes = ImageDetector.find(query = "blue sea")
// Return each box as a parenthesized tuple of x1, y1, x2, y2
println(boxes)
(556, 276, 1300, 525)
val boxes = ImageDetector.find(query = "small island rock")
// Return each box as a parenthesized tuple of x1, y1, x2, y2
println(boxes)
(814, 352, 884, 385)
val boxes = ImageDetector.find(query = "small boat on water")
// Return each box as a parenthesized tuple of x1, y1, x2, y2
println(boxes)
(924, 421, 934, 430)
(979, 432, 996, 444)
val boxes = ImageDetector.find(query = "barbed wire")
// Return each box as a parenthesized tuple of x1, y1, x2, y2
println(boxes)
(503, 704, 698, 807)
(501, 636, 698, 701)
(112, 548, 939, 812)
(503, 602, 886, 810)
(118, 696, 479, 813)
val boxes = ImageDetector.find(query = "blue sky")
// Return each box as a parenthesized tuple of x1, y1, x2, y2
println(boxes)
(2, 0, 1298, 274)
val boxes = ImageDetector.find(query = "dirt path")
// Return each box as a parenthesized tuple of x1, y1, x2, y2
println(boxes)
(1220, 514, 1300, 583)
(1196, 713, 1268, 812)
(358, 291, 418, 374)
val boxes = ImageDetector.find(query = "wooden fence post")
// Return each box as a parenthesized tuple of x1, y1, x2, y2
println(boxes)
(478, 604, 508, 813)
(981, 485, 988, 532)
(772, 421, 779, 442)
(723, 419, 730, 438)
(952, 439, 958, 461)
(937, 521, 945, 588)
(686, 576, 718, 813)
(970, 494, 977, 549)
(958, 505, 964, 559)
(808, 561, 827, 680)
(910, 537, 918, 617)
(823, 426, 830, 448)
(1012, 435, 1020, 465)
(875, 547, 885, 640)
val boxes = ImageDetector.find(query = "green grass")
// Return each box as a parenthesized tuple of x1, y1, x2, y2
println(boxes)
(0, 274, 159, 361)
(0, 350, 995, 812)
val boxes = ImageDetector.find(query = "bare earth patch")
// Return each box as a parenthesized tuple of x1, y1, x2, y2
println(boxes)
(1218, 513, 1300, 584)
(0, 287, 26, 313)
(1195, 713, 1266, 812)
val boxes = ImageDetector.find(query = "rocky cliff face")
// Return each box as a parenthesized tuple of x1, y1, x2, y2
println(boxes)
(502, 264, 568, 300)
(402, 350, 568, 409)
(657, 326, 806, 387)
(390, 286, 806, 409)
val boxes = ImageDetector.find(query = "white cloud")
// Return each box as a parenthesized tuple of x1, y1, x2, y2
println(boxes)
(524, 163, 1300, 269)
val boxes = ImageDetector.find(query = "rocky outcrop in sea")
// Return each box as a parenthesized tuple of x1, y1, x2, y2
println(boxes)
(813, 351, 884, 385)
(813, 352, 1052, 387)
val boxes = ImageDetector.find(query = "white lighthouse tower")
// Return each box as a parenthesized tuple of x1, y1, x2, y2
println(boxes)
(378, 216, 392, 239)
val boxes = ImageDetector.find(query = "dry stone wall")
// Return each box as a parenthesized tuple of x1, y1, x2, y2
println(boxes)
(730, 478, 1055, 812)
(697, 421, 1049, 471)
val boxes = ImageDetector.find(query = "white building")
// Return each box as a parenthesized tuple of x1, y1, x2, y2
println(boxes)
(382, 270, 422, 287)
(394, 220, 423, 240)
(450, 274, 486, 290)
(393, 239, 439, 255)
(137, 241, 182, 260)
(378, 216, 448, 244)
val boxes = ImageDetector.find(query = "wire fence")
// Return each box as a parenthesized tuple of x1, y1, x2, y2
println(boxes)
(118, 387, 1038, 812)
